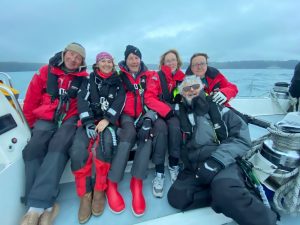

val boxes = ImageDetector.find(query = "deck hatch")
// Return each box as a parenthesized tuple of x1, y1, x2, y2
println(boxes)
(0, 114, 17, 135)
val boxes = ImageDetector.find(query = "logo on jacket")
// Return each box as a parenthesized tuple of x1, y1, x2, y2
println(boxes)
(99, 97, 109, 111)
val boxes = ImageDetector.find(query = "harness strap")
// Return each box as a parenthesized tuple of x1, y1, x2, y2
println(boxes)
(157, 70, 172, 103)
(121, 72, 147, 117)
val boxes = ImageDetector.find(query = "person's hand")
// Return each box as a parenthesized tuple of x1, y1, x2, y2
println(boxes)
(212, 91, 227, 105)
(95, 119, 109, 133)
(85, 123, 97, 139)
(195, 158, 223, 185)
(137, 118, 152, 142)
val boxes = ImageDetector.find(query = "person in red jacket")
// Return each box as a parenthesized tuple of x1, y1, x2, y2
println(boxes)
(21, 43, 88, 225)
(185, 53, 238, 105)
(106, 45, 160, 217)
(144, 49, 185, 198)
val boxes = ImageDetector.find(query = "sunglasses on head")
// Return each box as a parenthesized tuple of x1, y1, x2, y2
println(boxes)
(182, 84, 201, 92)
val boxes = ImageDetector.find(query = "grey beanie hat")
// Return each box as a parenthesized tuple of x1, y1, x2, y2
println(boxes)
(65, 42, 86, 59)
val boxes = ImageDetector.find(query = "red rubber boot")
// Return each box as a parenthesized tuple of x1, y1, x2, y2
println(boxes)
(106, 179, 125, 214)
(130, 177, 145, 217)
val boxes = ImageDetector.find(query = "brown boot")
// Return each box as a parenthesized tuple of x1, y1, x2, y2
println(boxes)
(78, 192, 92, 224)
(92, 190, 106, 216)
(39, 203, 59, 225)
(20, 211, 40, 225)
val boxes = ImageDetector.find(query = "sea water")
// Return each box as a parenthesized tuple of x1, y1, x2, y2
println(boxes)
(5, 69, 294, 99)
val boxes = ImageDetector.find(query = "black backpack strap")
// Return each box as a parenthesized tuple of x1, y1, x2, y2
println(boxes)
(157, 70, 171, 103)
(47, 66, 59, 101)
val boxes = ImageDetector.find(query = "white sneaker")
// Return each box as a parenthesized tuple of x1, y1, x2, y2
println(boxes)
(152, 173, 165, 198)
(168, 165, 179, 184)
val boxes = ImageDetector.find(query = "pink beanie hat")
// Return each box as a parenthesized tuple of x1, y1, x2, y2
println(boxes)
(96, 52, 113, 63)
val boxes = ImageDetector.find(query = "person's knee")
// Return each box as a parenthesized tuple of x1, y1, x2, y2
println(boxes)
(211, 179, 243, 211)
(119, 122, 136, 141)
(154, 119, 167, 133)
(69, 145, 89, 171)
(167, 185, 190, 210)
(22, 134, 50, 160)
(167, 117, 180, 129)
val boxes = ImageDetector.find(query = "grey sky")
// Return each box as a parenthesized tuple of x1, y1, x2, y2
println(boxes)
(1, 0, 299, 65)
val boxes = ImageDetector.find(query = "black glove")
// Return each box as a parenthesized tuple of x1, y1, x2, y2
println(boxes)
(195, 158, 223, 185)
(173, 94, 182, 104)
(85, 123, 97, 139)
(165, 110, 175, 120)
(137, 118, 152, 142)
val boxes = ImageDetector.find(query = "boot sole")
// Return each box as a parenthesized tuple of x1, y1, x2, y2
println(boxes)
(92, 209, 104, 217)
(79, 213, 91, 224)
(152, 189, 163, 198)
(131, 205, 145, 217)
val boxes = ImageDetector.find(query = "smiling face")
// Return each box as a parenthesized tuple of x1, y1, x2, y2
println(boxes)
(126, 53, 141, 73)
(63, 50, 83, 71)
(179, 75, 204, 104)
(182, 83, 202, 103)
(97, 58, 114, 74)
(191, 55, 208, 78)
(164, 52, 178, 72)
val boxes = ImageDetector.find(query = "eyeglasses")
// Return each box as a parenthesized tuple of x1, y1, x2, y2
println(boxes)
(191, 62, 207, 68)
(164, 58, 177, 64)
(182, 84, 201, 92)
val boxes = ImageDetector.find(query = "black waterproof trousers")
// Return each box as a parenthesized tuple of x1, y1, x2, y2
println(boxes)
(108, 114, 165, 182)
(22, 116, 77, 208)
(152, 116, 181, 167)
(167, 164, 277, 225)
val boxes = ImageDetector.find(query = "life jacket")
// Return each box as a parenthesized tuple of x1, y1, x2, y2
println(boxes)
(179, 94, 228, 144)
(89, 71, 120, 119)
(157, 70, 182, 104)
(120, 72, 147, 117)
(46, 52, 84, 124)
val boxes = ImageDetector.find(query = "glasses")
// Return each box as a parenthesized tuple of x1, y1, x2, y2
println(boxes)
(164, 58, 177, 64)
(182, 84, 201, 92)
(191, 62, 207, 68)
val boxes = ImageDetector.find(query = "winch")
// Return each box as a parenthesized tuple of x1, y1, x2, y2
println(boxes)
(271, 82, 290, 100)
(249, 112, 300, 189)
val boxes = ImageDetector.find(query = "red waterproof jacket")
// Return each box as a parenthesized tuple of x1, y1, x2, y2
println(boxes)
(144, 65, 185, 118)
(23, 64, 88, 128)
(119, 61, 155, 119)
(186, 66, 238, 106)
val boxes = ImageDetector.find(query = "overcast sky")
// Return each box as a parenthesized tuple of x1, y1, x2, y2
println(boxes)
(1, 0, 299, 65)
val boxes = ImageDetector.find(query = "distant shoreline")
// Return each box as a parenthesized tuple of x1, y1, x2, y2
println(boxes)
(0, 60, 298, 72)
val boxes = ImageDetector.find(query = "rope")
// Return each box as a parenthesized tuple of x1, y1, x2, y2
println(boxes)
(244, 134, 270, 160)
(245, 134, 300, 214)
(273, 168, 300, 214)
(267, 126, 300, 150)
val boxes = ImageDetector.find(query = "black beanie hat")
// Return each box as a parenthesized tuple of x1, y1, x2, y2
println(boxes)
(124, 45, 142, 61)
